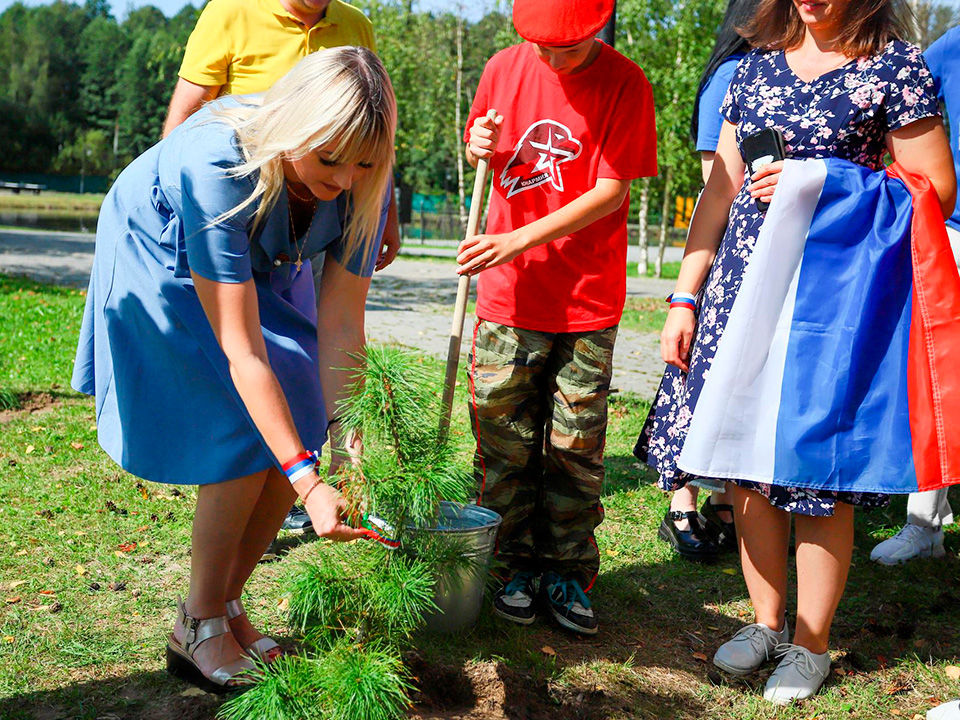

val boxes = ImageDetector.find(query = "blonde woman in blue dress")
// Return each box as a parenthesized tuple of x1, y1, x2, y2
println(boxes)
(71, 47, 395, 692)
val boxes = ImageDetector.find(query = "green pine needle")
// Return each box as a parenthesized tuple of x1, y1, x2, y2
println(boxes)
(317, 640, 413, 720)
(217, 654, 324, 720)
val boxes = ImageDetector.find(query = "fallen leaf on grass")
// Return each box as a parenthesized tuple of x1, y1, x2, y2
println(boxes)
(75, 565, 87, 576)
(25, 445, 34, 455)
(913, 714, 926, 720)
(5, 597, 21, 604)
(3, 637, 13, 643)
(889, 712, 900, 717)
(692, 652, 708, 662)
(946, 666, 960, 680)
(69, 441, 84, 450)
(541, 646, 556, 656)
(721, 568, 738, 575)
(14, 550, 27, 556)
(180, 687, 207, 697)
(277, 597, 289, 612)
(118, 542, 137, 553)
(605, 549, 619, 557)
(885, 681, 910, 695)
(136, 525, 149, 532)
(8, 581, 26, 590)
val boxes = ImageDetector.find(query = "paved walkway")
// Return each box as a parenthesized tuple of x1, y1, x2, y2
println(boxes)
(0, 228, 670, 396)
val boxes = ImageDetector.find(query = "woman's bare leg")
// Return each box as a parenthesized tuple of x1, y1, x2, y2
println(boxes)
(172, 470, 269, 677)
(792, 502, 854, 654)
(224, 468, 298, 654)
(733, 484, 790, 631)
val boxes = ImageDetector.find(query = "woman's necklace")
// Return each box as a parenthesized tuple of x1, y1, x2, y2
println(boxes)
(286, 189, 317, 273)
(287, 181, 314, 203)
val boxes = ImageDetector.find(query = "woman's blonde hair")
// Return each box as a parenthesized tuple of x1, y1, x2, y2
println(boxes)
(211, 46, 397, 263)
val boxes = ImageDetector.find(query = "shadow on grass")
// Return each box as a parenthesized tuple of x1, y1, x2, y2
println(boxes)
(0, 670, 225, 720)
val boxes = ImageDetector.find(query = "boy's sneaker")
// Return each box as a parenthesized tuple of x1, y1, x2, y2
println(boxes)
(713, 619, 789, 676)
(493, 571, 538, 626)
(762, 644, 831, 704)
(539, 572, 598, 636)
(281, 505, 314, 534)
(870, 524, 945, 565)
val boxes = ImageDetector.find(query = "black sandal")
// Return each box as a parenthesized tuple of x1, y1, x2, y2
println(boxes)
(658, 510, 720, 562)
(701, 499, 738, 553)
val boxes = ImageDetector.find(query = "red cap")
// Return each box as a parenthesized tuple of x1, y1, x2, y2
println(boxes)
(512, 0, 614, 46)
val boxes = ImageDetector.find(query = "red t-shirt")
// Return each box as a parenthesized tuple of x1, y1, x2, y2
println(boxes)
(465, 42, 658, 333)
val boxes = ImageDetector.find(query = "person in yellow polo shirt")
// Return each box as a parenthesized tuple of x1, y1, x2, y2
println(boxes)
(162, 0, 399, 270)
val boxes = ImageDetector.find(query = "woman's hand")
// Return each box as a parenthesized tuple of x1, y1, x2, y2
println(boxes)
(297, 476, 365, 542)
(457, 230, 526, 275)
(467, 113, 503, 161)
(661, 307, 698, 373)
(748, 160, 784, 204)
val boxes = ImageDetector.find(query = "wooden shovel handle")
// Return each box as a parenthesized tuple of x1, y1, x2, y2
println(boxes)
(439, 109, 498, 437)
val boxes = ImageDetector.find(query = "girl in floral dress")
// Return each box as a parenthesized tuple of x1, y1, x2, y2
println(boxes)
(635, 0, 956, 704)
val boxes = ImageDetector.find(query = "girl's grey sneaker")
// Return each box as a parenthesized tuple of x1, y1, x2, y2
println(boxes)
(493, 571, 538, 626)
(928, 700, 960, 720)
(539, 572, 598, 636)
(713, 619, 789, 676)
(763, 644, 830, 704)
(870, 523, 945, 565)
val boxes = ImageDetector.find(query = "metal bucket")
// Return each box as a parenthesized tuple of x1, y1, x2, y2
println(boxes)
(410, 501, 501, 634)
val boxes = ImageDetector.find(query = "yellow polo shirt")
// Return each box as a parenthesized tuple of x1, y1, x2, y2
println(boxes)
(178, 0, 376, 95)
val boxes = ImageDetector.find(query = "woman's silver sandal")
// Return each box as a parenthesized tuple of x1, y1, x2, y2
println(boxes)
(226, 597, 282, 661)
(166, 596, 257, 694)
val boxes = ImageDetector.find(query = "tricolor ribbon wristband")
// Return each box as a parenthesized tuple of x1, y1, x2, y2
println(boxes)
(282, 451, 318, 484)
(666, 292, 697, 311)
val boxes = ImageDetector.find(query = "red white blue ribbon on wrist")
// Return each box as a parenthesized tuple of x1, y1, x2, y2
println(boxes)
(667, 292, 697, 311)
(282, 451, 317, 484)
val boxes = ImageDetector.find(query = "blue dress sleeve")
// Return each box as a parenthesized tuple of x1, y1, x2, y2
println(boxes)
(326, 179, 392, 278)
(176, 123, 258, 284)
(883, 41, 941, 132)
(697, 56, 742, 152)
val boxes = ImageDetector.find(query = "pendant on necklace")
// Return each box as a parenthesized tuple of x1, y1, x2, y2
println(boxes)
(295, 259, 303, 272)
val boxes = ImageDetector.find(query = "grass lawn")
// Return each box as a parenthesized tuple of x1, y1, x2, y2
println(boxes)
(1, 274, 959, 719)
(0, 192, 104, 212)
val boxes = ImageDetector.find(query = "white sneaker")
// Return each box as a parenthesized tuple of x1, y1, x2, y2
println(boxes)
(928, 700, 960, 720)
(870, 524, 945, 566)
(763, 644, 831, 704)
(713, 619, 789, 676)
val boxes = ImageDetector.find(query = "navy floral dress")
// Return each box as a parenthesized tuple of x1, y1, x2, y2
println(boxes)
(635, 41, 940, 516)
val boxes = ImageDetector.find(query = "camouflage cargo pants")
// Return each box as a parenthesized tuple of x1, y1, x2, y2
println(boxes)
(468, 319, 617, 590)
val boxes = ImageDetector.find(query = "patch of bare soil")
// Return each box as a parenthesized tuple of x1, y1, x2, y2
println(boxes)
(409, 657, 610, 720)
(0, 391, 59, 423)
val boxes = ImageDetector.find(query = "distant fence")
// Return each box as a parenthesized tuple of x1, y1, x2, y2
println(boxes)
(0, 173, 110, 194)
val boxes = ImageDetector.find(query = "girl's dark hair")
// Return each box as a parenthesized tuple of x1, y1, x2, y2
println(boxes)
(690, 0, 762, 144)
(740, 0, 908, 57)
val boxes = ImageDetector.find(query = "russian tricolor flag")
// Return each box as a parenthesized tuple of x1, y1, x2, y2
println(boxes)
(678, 159, 960, 494)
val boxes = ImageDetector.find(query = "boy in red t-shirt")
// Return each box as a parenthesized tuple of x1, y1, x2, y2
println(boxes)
(460, 0, 657, 635)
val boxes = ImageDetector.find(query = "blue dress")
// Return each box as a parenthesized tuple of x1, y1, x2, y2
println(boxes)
(71, 98, 382, 485)
(636, 41, 940, 515)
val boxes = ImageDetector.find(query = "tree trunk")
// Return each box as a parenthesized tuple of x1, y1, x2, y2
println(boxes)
(637, 177, 651, 276)
(656, 168, 673, 279)
(455, 14, 467, 230)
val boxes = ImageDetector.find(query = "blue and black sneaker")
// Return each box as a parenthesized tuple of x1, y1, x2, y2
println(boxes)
(539, 572, 598, 636)
(493, 571, 538, 626)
